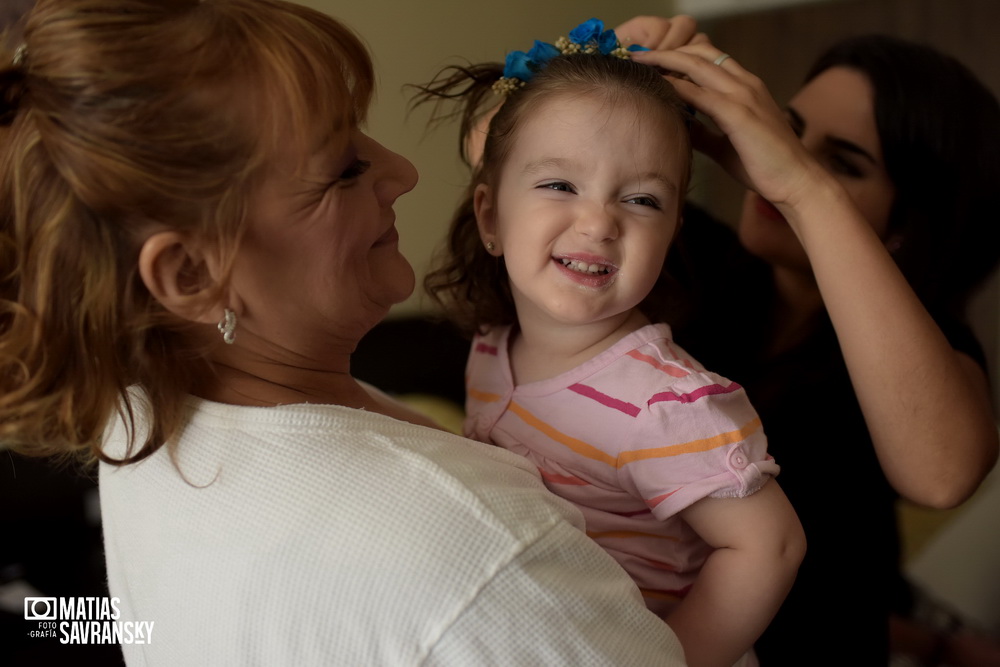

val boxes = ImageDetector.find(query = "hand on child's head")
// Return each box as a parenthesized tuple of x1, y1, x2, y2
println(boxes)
(614, 15, 705, 51)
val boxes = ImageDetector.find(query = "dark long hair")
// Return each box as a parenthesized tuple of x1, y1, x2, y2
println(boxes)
(807, 35, 1000, 317)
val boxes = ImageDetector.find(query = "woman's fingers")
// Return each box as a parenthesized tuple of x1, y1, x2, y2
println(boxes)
(689, 32, 712, 46)
(633, 47, 779, 131)
(615, 15, 699, 51)
(632, 44, 754, 93)
(633, 48, 818, 206)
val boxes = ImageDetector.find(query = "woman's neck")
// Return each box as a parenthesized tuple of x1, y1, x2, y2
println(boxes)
(509, 308, 650, 385)
(193, 334, 373, 409)
(196, 358, 361, 408)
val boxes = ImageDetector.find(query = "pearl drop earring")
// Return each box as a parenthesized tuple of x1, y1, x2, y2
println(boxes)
(217, 308, 237, 345)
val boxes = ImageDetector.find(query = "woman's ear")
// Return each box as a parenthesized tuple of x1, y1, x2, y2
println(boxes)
(138, 231, 225, 325)
(473, 183, 501, 255)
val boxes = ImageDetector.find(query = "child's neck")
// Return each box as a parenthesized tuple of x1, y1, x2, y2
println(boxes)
(509, 308, 650, 385)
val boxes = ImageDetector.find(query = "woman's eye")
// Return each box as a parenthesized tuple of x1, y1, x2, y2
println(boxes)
(339, 159, 371, 181)
(828, 155, 863, 178)
(625, 195, 661, 209)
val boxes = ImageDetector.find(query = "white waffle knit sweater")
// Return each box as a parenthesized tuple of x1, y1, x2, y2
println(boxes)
(100, 396, 685, 665)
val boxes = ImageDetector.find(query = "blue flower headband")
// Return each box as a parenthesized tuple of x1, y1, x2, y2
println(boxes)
(492, 18, 648, 96)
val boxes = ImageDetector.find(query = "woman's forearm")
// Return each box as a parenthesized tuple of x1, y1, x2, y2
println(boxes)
(784, 177, 999, 507)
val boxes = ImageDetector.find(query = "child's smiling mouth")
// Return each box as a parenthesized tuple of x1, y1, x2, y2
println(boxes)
(558, 258, 612, 275)
(552, 254, 618, 287)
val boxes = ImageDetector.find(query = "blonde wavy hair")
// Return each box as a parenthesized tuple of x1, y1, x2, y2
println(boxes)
(0, 0, 373, 464)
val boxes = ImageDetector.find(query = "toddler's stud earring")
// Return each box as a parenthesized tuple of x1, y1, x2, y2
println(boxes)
(217, 308, 237, 345)
(486, 241, 495, 253)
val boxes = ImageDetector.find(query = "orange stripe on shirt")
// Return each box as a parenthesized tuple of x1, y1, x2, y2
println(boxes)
(510, 405, 760, 470)
(626, 349, 690, 377)
(508, 402, 618, 466)
(618, 417, 762, 465)
(663, 338, 696, 370)
(467, 387, 502, 403)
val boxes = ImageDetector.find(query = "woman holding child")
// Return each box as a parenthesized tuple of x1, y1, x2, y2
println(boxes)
(1, 1, 695, 663)
(2, 1, 994, 666)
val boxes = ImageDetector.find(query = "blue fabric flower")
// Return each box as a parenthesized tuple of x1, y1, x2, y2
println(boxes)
(597, 29, 618, 55)
(503, 50, 534, 81)
(569, 18, 604, 45)
(504, 41, 560, 81)
(494, 18, 647, 96)
(526, 40, 560, 68)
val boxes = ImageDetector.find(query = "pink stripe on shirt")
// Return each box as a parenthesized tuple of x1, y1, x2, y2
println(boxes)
(568, 383, 641, 417)
(648, 382, 743, 406)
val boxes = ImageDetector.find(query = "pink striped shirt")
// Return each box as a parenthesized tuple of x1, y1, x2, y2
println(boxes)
(465, 323, 779, 617)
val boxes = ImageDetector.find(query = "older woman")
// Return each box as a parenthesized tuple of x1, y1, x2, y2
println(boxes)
(0, 1, 688, 663)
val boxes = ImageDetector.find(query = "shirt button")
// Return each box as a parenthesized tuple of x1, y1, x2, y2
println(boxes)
(730, 447, 748, 469)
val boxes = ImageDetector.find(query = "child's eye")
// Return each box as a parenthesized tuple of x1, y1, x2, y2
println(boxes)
(540, 181, 575, 193)
(624, 195, 661, 209)
(338, 159, 371, 182)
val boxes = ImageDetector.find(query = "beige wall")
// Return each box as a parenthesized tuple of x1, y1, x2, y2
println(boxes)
(299, 0, 674, 315)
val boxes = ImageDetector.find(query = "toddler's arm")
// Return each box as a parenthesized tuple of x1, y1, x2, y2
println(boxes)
(668, 480, 805, 667)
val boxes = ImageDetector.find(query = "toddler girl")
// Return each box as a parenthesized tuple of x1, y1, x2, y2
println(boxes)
(420, 19, 805, 667)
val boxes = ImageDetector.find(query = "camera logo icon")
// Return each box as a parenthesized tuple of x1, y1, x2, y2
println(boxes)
(24, 597, 57, 621)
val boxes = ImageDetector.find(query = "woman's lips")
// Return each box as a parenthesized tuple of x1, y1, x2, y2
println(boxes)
(754, 194, 787, 223)
(373, 224, 399, 247)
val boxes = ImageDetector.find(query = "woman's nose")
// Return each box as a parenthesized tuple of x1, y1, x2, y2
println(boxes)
(371, 138, 418, 206)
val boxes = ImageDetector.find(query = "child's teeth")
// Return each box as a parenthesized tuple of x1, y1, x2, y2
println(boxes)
(560, 259, 609, 274)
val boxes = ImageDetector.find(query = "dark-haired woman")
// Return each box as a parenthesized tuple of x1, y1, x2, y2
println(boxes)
(619, 20, 1000, 665)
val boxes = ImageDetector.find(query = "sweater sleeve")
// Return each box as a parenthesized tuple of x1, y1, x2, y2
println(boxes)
(424, 519, 687, 666)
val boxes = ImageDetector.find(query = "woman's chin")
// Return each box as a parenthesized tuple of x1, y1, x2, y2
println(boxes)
(737, 195, 809, 270)
(380, 257, 416, 306)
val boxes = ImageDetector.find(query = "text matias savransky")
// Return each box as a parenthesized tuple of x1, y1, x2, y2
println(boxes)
(24, 596, 154, 645)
